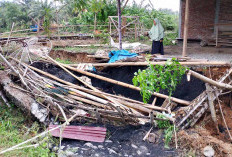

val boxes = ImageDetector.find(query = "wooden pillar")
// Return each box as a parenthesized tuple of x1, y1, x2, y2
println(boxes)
(182, 0, 189, 57)
(109, 18, 112, 35)
(122, 17, 127, 36)
(135, 17, 138, 41)
(216, 26, 219, 47)
(117, 0, 122, 50)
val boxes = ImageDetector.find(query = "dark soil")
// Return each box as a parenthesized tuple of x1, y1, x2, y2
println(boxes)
(59, 123, 178, 157)
(92, 66, 206, 104)
(32, 62, 206, 105)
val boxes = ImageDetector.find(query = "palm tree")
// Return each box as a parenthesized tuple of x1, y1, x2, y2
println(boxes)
(72, 0, 88, 14)
(28, 0, 54, 24)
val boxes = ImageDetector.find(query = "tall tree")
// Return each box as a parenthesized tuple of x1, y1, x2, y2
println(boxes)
(90, 0, 105, 32)
(72, 0, 88, 15)
(117, 0, 122, 49)
(28, 0, 54, 23)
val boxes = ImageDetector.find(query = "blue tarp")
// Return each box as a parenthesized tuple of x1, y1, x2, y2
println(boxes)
(108, 50, 138, 63)
(30, 25, 38, 32)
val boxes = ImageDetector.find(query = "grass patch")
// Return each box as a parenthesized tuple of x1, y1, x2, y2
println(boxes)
(53, 46, 99, 54)
(56, 58, 73, 64)
(0, 100, 56, 157)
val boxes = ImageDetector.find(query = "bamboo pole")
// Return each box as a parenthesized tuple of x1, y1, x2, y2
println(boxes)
(189, 70, 232, 90)
(16, 62, 105, 99)
(61, 63, 190, 105)
(206, 83, 219, 133)
(69, 88, 109, 105)
(0, 50, 28, 88)
(68, 61, 230, 67)
(68, 94, 106, 108)
(5, 22, 15, 47)
(46, 56, 126, 110)
(18, 63, 174, 120)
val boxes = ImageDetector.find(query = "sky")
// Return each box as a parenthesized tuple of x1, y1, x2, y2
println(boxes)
(128, 0, 180, 12)
(3, 0, 180, 12)
(150, 0, 180, 12)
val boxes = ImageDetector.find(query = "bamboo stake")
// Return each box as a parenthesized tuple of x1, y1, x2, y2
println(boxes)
(68, 103, 169, 123)
(189, 70, 232, 90)
(114, 97, 167, 112)
(151, 97, 157, 106)
(61, 63, 190, 105)
(68, 61, 231, 67)
(71, 85, 147, 105)
(0, 49, 28, 88)
(46, 56, 125, 110)
(69, 88, 109, 105)
(55, 102, 69, 125)
(26, 63, 174, 120)
(216, 96, 232, 141)
(5, 22, 15, 47)
(12, 59, 115, 108)
(16, 61, 173, 120)
(143, 127, 153, 141)
(206, 83, 219, 133)
(68, 94, 106, 108)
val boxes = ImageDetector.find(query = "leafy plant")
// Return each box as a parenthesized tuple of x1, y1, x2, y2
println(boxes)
(133, 58, 187, 103)
(164, 32, 178, 46)
(156, 114, 172, 129)
(156, 114, 175, 148)
(43, 8, 52, 37)
(94, 32, 110, 44)
(164, 125, 175, 148)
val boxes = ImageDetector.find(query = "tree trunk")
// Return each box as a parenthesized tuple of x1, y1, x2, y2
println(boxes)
(37, 19, 40, 36)
(94, 12, 97, 33)
(56, 1, 60, 40)
(117, 0, 122, 50)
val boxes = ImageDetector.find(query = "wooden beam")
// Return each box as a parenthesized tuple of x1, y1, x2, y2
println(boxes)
(182, 0, 189, 57)
(69, 61, 231, 67)
(188, 69, 232, 90)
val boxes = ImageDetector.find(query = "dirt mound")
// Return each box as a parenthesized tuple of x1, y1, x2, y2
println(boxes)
(49, 50, 95, 63)
(178, 128, 232, 156)
(51, 39, 98, 47)
(199, 95, 232, 143)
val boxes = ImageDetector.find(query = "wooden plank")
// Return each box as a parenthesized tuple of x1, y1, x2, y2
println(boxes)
(49, 125, 106, 131)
